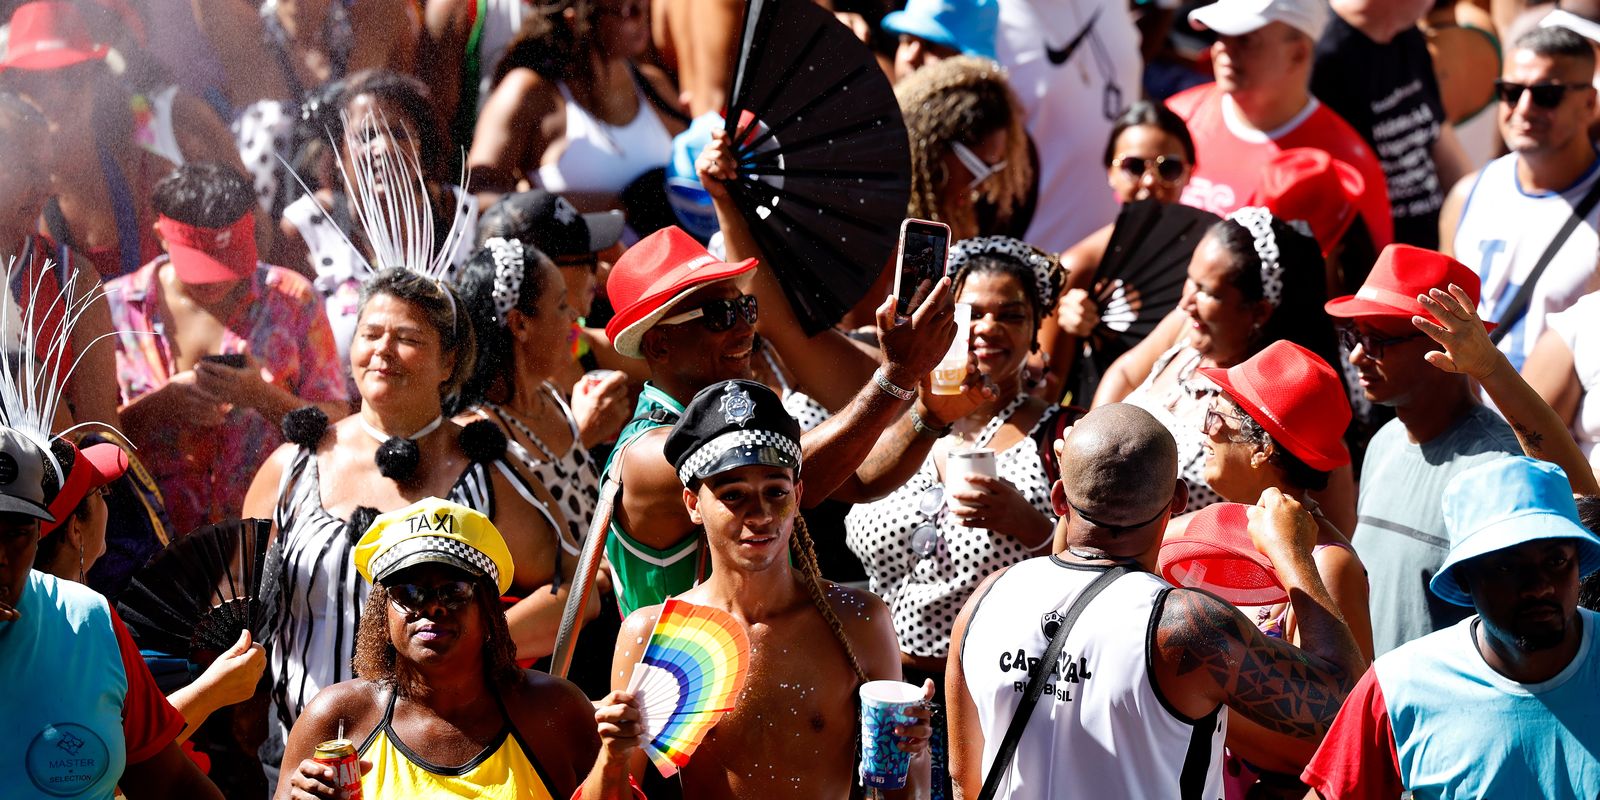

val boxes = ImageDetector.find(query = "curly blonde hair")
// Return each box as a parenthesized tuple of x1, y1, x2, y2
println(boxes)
(896, 57, 1031, 239)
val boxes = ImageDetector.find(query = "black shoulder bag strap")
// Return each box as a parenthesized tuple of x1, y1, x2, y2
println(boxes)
(976, 564, 1132, 800)
(1490, 173, 1600, 344)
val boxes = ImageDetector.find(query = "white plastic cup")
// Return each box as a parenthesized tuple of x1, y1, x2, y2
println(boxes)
(945, 447, 997, 513)
(929, 303, 973, 396)
(858, 680, 924, 790)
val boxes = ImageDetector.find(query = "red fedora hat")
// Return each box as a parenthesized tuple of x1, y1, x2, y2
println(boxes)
(1251, 148, 1365, 258)
(1324, 243, 1494, 331)
(1160, 502, 1288, 606)
(1199, 340, 1351, 471)
(0, 1, 111, 72)
(605, 226, 757, 358)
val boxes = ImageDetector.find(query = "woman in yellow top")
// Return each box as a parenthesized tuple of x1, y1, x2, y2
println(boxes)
(273, 498, 642, 799)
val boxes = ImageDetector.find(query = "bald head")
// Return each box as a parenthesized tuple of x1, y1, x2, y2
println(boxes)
(1060, 404, 1179, 524)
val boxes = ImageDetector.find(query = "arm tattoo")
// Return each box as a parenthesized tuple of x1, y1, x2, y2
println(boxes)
(1158, 590, 1353, 740)
(1510, 420, 1546, 455)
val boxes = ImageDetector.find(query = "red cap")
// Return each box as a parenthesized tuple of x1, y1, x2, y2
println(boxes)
(0, 1, 111, 72)
(157, 212, 258, 284)
(1159, 502, 1287, 606)
(1250, 148, 1364, 258)
(604, 226, 757, 358)
(1324, 243, 1495, 331)
(42, 441, 127, 536)
(1199, 340, 1351, 471)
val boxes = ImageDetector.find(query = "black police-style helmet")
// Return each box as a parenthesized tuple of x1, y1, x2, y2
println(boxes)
(663, 380, 802, 487)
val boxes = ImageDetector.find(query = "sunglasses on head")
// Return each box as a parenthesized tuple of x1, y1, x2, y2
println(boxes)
(661, 293, 759, 332)
(386, 580, 476, 613)
(1336, 323, 1423, 359)
(1494, 79, 1594, 109)
(1112, 153, 1186, 184)
(951, 141, 1008, 189)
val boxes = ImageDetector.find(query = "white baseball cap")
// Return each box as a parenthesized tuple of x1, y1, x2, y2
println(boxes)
(1189, 0, 1329, 41)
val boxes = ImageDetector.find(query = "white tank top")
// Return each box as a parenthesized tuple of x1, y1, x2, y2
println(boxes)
(1452, 151, 1600, 372)
(536, 80, 673, 197)
(959, 557, 1227, 799)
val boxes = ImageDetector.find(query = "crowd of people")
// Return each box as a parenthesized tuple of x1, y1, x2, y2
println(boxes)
(2, 0, 1600, 798)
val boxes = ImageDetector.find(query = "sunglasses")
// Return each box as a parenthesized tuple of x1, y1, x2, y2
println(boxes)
(386, 580, 476, 613)
(1336, 324, 1423, 360)
(1201, 407, 1249, 439)
(1067, 500, 1168, 534)
(661, 294, 759, 332)
(909, 484, 947, 560)
(1112, 154, 1186, 184)
(951, 141, 1008, 189)
(1494, 79, 1594, 109)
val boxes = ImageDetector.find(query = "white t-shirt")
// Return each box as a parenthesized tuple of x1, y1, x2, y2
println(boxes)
(996, 0, 1141, 251)
(1546, 292, 1600, 469)
(1452, 152, 1600, 372)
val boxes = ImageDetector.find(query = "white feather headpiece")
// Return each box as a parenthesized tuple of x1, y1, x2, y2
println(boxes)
(0, 259, 120, 481)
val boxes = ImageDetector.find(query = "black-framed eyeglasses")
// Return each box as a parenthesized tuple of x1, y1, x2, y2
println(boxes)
(1112, 154, 1186, 184)
(1202, 407, 1249, 439)
(386, 580, 476, 613)
(1336, 324, 1423, 360)
(661, 294, 759, 332)
(1494, 79, 1595, 109)
(1067, 500, 1168, 534)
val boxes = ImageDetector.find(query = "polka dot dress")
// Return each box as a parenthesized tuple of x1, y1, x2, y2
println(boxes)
(845, 404, 1065, 659)
(481, 388, 599, 554)
(1122, 343, 1224, 511)
(231, 99, 295, 218)
(782, 389, 831, 432)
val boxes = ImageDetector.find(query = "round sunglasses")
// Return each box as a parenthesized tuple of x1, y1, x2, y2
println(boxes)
(1112, 153, 1186, 184)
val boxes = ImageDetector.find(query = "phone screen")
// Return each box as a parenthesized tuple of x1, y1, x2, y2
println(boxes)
(895, 220, 950, 316)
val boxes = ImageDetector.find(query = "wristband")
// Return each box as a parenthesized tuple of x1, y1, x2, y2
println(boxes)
(911, 408, 953, 438)
(873, 367, 915, 401)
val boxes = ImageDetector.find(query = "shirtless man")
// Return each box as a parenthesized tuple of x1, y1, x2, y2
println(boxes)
(589, 380, 933, 799)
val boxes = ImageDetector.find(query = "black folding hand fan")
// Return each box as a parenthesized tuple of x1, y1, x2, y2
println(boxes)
(1068, 199, 1219, 402)
(117, 518, 282, 667)
(721, 0, 911, 334)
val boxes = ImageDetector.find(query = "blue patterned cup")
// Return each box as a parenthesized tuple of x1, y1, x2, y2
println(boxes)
(858, 680, 924, 790)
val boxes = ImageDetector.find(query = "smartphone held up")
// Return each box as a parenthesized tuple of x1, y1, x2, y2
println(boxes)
(892, 218, 950, 318)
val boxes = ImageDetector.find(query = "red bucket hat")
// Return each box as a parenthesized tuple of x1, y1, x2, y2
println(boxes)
(1250, 148, 1364, 258)
(1324, 243, 1494, 331)
(157, 212, 259, 284)
(1199, 340, 1351, 471)
(1159, 502, 1287, 606)
(0, 1, 111, 72)
(42, 441, 127, 536)
(605, 226, 757, 359)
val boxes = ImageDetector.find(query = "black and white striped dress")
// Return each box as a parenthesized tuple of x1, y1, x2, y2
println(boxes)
(260, 446, 555, 771)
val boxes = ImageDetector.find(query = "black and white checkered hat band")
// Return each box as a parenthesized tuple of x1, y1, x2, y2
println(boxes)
(678, 429, 802, 485)
(370, 534, 499, 587)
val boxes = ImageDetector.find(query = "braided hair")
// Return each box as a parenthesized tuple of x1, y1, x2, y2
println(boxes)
(790, 514, 869, 684)
(896, 56, 1031, 239)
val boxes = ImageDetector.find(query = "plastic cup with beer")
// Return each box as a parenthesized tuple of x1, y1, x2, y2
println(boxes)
(858, 680, 925, 791)
(929, 303, 972, 395)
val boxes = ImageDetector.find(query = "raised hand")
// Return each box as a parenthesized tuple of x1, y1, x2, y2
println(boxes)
(875, 276, 958, 387)
(1246, 487, 1318, 566)
(1413, 284, 1506, 381)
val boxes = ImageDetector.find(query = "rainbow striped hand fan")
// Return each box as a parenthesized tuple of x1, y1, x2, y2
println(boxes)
(627, 598, 751, 777)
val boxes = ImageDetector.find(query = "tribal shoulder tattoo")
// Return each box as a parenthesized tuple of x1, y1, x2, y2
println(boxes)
(1156, 589, 1354, 739)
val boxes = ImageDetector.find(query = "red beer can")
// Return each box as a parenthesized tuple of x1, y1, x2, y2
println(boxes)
(313, 739, 363, 799)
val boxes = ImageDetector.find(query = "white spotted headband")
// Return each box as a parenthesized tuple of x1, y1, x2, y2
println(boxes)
(485, 237, 524, 325)
(945, 235, 1064, 310)
(1227, 206, 1285, 308)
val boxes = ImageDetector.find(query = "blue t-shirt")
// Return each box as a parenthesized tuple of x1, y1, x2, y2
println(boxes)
(0, 571, 183, 799)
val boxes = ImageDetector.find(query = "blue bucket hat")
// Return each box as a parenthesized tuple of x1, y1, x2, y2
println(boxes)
(1431, 457, 1600, 607)
(881, 0, 998, 60)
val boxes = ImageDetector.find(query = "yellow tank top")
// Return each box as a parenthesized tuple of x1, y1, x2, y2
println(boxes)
(357, 690, 558, 799)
